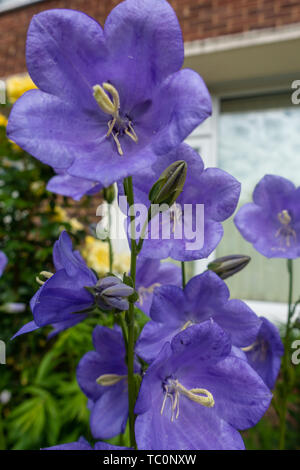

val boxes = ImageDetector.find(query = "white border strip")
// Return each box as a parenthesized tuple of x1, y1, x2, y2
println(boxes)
(185, 23, 300, 56)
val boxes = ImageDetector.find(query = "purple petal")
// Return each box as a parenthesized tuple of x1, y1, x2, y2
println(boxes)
(90, 382, 128, 439)
(0, 251, 7, 276)
(253, 174, 295, 212)
(11, 320, 40, 340)
(47, 173, 102, 201)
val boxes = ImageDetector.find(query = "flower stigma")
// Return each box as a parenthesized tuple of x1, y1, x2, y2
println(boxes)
(36, 271, 54, 286)
(93, 83, 138, 156)
(275, 209, 297, 249)
(241, 339, 268, 361)
(160, 378, 214, 422)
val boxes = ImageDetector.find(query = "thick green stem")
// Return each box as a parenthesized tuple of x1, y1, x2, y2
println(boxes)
(124, 176, 137, 449)
(279, 259, 293, 450)
(181, 261, 186, 289)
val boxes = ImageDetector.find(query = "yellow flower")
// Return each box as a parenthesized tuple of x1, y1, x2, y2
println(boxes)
(81, 236, 130, 275)
(0, 114, 8, 127)
(6, 73, 37, 103)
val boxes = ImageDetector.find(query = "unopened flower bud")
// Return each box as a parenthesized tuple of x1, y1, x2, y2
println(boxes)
(207, 255, 251, 280)
(92, 276, 134, 312)
(148, 160, 187, 208)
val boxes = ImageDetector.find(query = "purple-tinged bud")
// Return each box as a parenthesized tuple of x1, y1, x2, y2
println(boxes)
(207, 255, 251, 280)
(92, 276, 134, 311)
(148, 160, 187, 208)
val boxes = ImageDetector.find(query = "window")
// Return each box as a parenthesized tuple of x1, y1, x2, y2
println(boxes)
(216, 91, 300, 304)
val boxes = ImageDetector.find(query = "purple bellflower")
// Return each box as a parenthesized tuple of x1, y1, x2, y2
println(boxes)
(235, 174, 300, 258)
(92, 276, 134, 312)
(135, 320, 272, 450)
(242, 317, 284, 390)
(136, 270, 261, 363)
(43, 436, 130, 450)
(12, 231, 97, 339)
(7, 0, 211, 188)
(0, 251, 7, 277)
(118, 144, 240, 261)
(77, 326, 140, 440)
(135, 256, 181, 316)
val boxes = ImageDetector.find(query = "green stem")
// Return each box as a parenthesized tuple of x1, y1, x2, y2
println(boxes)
(279, 259, 293, 450)
(181, 261, 186, 289)
(124, 176, 137, 449)
(107, 203, 113, 272)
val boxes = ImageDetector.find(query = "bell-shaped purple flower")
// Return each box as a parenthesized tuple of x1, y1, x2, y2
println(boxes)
(7, 0, 211, 188)
(12, 231, 97, 339)
(119, 144, 240, 261)
(135, 321, 272, 450)
(43, 436, 130, 450)
(0, 251, 7, 277)
(242, 317, 284, 390)
(77, 326, 140, 440)
(235, 174, 300, 258)
(135, 256, 181, 316)
(136, 270, 261, 363)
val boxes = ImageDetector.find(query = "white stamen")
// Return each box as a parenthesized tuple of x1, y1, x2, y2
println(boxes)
(96, 373, 127, 386)
(36, 271, 54, 286)
(160, 379, 214, 422)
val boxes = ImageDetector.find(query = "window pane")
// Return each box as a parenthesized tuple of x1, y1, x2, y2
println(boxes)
(217, 92, 300, 302)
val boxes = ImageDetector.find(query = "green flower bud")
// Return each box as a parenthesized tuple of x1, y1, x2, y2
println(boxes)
(207, 255, 251, 280)
(148, 160, 187, 208)
(102, 184, 115, 204)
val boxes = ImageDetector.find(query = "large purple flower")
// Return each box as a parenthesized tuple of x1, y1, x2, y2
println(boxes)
(77, 326, 140, 440)
(119, 144, 240, 261)
(243, 317, 284, 390)
(136, 270, 261, 363)
(135, 321, 272, 450)
(235, 174, 300, 258)
(135, 256, 181, 316)
(7, 0, 211, 188)
(12, 231, 97, 339)
(0, 251, 7, 277)
(43, 436, 130, 450)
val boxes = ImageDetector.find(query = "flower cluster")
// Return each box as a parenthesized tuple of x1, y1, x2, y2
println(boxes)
(8, 0, 285, 451)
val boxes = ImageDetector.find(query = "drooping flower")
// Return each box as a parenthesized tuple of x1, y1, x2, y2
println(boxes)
(242, 317, 284, 390)
(0, 251, 8, 277)
(136, 270, 261, 363)
(135, 321, 272, 450)
(12, 231, 97, 338)
(7, 0, 211, 188)
(118, 143, 240, 261)
(235, 174, 300, 258)
(135, 256, 181, 316)
(77, 326, 140, 439)
(43, 436, 130, 450)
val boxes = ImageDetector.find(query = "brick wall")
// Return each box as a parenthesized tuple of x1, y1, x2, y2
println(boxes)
(1, 0, 300, 77)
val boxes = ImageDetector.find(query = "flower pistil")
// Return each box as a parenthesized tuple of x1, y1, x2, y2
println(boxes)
(161, 378, 214, 422)
(93, 83, 138, 156)
(275, 209, 296, 248)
